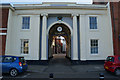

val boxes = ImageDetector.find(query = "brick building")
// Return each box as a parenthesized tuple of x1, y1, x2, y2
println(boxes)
(0, 4, 10, 55)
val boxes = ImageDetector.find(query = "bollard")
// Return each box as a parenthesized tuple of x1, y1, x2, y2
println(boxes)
(99, 73, 104, 80)
(49, 73, 53, 79)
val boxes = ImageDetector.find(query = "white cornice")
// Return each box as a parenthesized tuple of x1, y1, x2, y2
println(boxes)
(0, 2, 107, 11)
(0, 33, 7, 35)
(42, 2, 76, 4)
(0, 4, 15, 11)
(0, 28, 7, 30)
(14, 5, 107, 10)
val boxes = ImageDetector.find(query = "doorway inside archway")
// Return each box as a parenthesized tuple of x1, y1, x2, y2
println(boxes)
(48, 23, 71, 60)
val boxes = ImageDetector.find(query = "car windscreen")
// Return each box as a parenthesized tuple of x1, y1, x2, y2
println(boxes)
(106, 57, 114, 62)
(19, 57, 25, 63)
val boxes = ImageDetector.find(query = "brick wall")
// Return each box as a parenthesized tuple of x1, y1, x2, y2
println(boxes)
(0, 8, 9, 55)
(119, 2, 120, 55)
(110, 2, 120, 55)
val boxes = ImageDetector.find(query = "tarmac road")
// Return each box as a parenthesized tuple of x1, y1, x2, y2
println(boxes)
(2, 54, 120, 80)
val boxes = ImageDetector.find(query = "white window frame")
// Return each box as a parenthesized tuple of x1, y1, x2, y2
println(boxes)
(21, 39, 29, 55)
(21, 15, 31, 30)
(88, 15, 99, 31)
(0, 28, 7, 30)
(90, 39, 99, 55)
(0, 33, 7, 35)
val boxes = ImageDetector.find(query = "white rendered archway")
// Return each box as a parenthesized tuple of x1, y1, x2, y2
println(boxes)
(47, 21, 72, 59)
(47, 21, 73, 36)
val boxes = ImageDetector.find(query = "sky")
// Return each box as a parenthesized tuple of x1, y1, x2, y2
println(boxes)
(0, 0, 93, 4)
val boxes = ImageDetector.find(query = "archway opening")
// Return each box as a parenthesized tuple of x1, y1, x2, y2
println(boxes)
(48, 23, 71, 60)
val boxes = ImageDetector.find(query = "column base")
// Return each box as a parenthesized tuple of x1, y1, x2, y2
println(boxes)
(71, 58, 79, 60)
(41, 58, 48, 60)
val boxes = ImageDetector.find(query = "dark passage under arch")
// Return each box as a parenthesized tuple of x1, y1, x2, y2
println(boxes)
(48, 23, 71, 60)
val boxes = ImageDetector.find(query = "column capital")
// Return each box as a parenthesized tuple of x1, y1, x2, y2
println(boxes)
(41, 13, 48, 17)
(71, 14, 79, 17)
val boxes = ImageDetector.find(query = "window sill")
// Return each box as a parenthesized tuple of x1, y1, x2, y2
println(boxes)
(21, 54, 29, 56)
(20, 29, 31, 32)
(89, 29, 99, 32)
(90, 54, 99, 56)
(21, 29, 30, 31)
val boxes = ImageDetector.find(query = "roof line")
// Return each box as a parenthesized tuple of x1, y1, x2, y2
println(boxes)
(0, 3, 15, 11)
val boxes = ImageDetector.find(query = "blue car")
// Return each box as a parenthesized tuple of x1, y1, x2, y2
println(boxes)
(0, 55, 28, 77)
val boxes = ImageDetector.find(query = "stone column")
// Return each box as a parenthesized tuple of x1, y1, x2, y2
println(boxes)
(72, 14, 78, 60)
(79, 15, 86, 61)
(41, 13, 48, 60)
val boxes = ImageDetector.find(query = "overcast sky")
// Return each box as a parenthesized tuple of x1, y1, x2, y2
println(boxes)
(0, 0, 93, 4)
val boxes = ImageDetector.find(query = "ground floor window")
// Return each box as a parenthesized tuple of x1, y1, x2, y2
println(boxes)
(21, 39, 29, 54)
(90, 39, 98, 54)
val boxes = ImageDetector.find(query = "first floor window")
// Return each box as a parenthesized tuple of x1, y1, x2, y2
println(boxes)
(89, 17, 97, 29)
(21, 39, 29, 54)
(91, 39, 98, 54)
(22, 17, 30, 29)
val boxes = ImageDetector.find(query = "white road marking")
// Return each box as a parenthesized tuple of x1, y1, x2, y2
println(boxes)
(0, 76, 3, 79)
(21, 73, 30, 78)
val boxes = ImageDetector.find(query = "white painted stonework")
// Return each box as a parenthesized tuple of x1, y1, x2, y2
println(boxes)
(5, 2, 113, 61)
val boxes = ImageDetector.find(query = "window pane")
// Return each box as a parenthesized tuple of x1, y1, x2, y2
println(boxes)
(22, 17, 30, 29)
(90, 17, 92, 23)
(91, 47, 94, 54)
(95, 24, 97, 29)
(91, 40, 98, 54)
(94, 17, 97, 23)
(90, 23, 92, 29)
(21, 39, 29, 54)
(89, 17, 97, 29)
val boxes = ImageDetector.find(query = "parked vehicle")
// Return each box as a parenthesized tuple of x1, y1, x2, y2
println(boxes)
(0, 55, 28, 77)
(104, 55, 120, 75)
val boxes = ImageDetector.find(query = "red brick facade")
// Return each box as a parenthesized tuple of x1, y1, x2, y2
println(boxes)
(110, 2, 120, 55)
(0, 8, 9, 55)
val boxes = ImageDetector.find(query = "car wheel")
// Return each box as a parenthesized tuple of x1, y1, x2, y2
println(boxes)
(10, 69, 18, 77)
(115, 69, 120, 76)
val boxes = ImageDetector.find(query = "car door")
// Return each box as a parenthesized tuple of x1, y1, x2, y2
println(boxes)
(2, 57, 13, 73)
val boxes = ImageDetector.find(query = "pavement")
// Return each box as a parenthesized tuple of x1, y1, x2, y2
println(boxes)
(2, 54, 120, 80)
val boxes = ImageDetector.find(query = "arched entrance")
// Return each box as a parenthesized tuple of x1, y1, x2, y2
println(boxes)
(48, 23, 71, 60)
